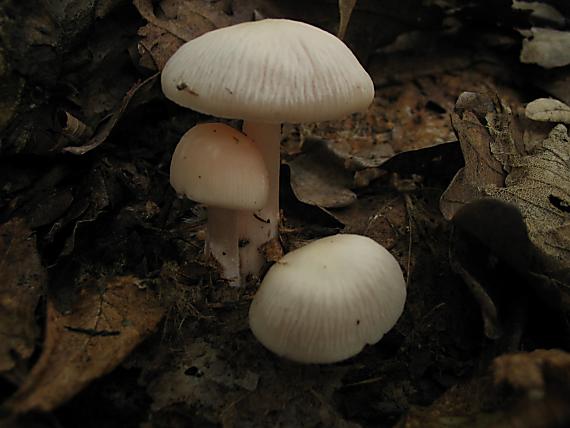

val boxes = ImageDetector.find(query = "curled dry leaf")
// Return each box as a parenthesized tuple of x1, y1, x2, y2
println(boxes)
(525, 98, 570, 124)
(285, 128, 395, 209)
(0, 218, 46, 373)
(520, 27, 570, 69)
(441, 92, 570, 312)
(63, 73, 159, 155)
(6, 276, 165, 413)
(440, 93, 504, 220)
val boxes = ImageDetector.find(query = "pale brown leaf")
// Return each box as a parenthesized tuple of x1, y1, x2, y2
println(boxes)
(486, 124, 570, 278)
(520, 27, 570, 69)
(525, 98, 570, 124)
(134, 0, 284, 71)
(440, 93, 505, 220)
(441, 93, 570, 300)
(6, 276, 165, 413)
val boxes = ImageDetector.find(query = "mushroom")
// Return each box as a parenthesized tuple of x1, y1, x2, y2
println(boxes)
(170, 123, 268, 286)
(161, 19, 374, 278)
(248, 234, 406, 364)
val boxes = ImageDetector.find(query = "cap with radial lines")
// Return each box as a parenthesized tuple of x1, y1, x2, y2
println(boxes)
(161, 19, 374, 124)
(249, 234, 407, 364)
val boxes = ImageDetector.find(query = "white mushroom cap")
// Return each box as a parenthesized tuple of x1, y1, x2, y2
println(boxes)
(249, 234, 406, 364)
(161, 19, 374, 124)
(170, 123, 269, 210)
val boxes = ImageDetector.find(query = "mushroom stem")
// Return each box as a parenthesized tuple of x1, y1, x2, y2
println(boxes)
(240, 121, 281, 277)
(206, 207, 240, 287)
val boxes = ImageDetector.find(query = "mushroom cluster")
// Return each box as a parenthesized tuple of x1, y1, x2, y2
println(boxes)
(161, 19, 374, 284)
(249, 234, 407, 364)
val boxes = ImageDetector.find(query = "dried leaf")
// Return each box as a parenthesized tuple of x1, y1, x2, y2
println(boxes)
(63, 73, 159, 155)
(441, 93, 570, 304)
(520, 27, 570, 69)
(525, 98, 570, 124)
(137, 23, 184, 71)
(440, 93, 505, 220)
(147, 338, 352, 426)
(337, 0, 357, 40)
(286, 153, 356, 209)
(486, 124, 570, 279)
(148, 339, 248, 412)
(20, 189, 74, 229)
(134, 0, 283, 71)
(0, 219, 45, 372)
(6, 276, 165, 413)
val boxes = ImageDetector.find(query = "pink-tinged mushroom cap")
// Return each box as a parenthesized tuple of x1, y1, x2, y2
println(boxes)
(170, 123, 269, 210)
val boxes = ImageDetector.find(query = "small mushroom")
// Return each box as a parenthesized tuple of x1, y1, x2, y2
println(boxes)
(161, 19, 374, 278)
(170, 123, 268, 286)
(248, 234, 407, 364)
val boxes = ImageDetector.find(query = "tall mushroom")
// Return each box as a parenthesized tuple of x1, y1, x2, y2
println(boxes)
(161, 19, 374, 277)
(170, 123, 269, 286)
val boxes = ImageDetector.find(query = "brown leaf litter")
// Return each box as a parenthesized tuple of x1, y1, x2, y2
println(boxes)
(0, 219, 46, 373)
(6, 276, 165, 413)
(441, 92, 570, 287)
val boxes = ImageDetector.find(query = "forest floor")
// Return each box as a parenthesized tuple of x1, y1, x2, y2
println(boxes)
(1, 1, 570, 427)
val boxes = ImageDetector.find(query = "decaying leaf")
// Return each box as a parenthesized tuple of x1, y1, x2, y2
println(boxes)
(440, 93, 505, 220)
(0, 218, 45, 373)
(63, 74, 159, 155)
(486, 124, 570, 280)
(337, 0, 357, 40)
(285, 124, 396, 209)
(134, 0, 284, 71)
(148, 339, 257, 412)
(6, 276, 165, 413)
(147, 338, 353, 427)
(286, 152, 357, 209)
(441, 93, 570, 314)
(520, 27, 570, 68)
(525, 98, 570, 124)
